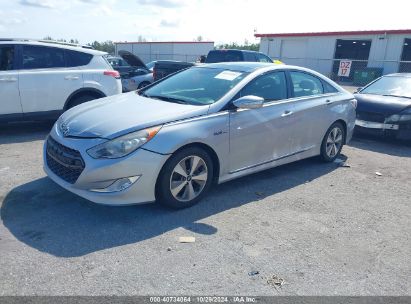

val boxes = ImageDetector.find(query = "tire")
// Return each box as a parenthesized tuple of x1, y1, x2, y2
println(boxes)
(138, 81, 150, 89)
(320, 122, 345, 162)
(67, 94, 99, 110)
(156, 147, 214, 209)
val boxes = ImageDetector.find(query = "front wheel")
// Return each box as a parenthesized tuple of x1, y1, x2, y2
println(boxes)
(320, 122, 345, 162)
(156, 147, 214, 209)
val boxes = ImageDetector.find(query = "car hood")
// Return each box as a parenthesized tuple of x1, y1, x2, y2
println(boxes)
(59, 93, 210, 139)
(118, 50, 147, 69)
(355, 93, 411, 115)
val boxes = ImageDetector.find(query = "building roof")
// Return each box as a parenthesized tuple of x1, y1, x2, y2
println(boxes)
(114, 41, 214, 44)
(255, 29, 411, 38)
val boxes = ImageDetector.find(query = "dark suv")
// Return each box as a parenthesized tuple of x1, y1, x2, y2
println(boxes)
(205, 49, 273, 63)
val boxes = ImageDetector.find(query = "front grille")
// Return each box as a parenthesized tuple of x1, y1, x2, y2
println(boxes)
(356, 111, 386, 123)
(46, 136, 85, 184)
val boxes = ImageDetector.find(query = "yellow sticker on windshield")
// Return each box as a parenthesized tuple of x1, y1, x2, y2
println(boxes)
(215, 71, 242, 81)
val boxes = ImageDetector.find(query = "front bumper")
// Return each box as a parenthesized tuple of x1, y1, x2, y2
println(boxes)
(43, 132, 170, 206)
(355, 119, 411, 140)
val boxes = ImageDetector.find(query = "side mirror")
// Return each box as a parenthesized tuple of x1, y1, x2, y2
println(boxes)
(355, 87, 362, 94)
(233, 95, 264, 109)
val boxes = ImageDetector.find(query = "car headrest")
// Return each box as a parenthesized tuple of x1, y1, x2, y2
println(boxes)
(300, 79, 315, 91)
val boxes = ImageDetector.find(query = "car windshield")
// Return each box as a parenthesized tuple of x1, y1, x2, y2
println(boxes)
(141, 67, 248, 105)
(360, 76, 411, 98)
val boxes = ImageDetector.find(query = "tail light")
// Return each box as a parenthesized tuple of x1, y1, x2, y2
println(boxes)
(104, 70, 120, 79)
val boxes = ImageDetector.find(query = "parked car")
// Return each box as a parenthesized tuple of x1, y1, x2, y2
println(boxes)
(0, 39, 121, 122)
(44, 63, 356, 209)
(107, 51, 153, 91)
(205, 49, 281, 64)
(355, 73, 411, 140)
(153, 60, 194, 81)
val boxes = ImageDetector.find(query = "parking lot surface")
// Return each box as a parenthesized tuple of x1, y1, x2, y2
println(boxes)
(0, 122, 410, 295)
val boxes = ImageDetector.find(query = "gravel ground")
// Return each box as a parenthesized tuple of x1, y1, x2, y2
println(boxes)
(0, 122, 410, 296)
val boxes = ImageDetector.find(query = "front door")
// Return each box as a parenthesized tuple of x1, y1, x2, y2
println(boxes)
(0, 44, 22, 116)
(229, 71, 296, 172)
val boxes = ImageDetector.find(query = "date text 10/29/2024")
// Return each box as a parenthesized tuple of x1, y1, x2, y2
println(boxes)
(149, 296, 257, 303)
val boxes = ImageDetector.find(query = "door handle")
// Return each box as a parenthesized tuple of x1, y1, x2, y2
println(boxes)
(64, 75, 79, 80)
(0, 77, 17, 82)
(325, 99, 333, 105)
(281, 110, 293, 117)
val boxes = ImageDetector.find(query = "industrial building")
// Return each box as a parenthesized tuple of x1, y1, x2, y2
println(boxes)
(256, 29, 411, 84)
(114, 41, 214, 63)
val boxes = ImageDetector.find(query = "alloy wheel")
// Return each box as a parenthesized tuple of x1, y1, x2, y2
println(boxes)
(326, 127, 343, 158)
(169, 155, 208, 202)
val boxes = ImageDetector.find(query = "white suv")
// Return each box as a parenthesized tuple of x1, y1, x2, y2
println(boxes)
(0, 39, 122, 122)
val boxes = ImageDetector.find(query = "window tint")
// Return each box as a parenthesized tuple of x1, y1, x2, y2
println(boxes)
(290, 71, 324, 97)
(0, 46, 14, 71)
(257, 53, 272, 63)
(205, 50, 243, 63)
(22, 46, 65, 69)
(243, 52, 256, 62)
(66, 50, 92, 67)
(241, 72, 287, 101)
(322, 80, 339, 93)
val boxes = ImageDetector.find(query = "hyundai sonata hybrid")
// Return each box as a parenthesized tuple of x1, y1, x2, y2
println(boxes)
(44, 62, 356, 208)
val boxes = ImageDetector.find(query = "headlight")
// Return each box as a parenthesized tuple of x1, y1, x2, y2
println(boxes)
(87, 126, 162, 159)
(386, 108, 411, 123)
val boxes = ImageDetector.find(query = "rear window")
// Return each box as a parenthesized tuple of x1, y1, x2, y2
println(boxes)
(66, 50, 93, 67)
(205, 50, 243, 63)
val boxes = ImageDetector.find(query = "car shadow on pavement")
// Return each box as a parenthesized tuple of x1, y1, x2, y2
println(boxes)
(1, 157, 339, 258)
(350, 133, 411, 157)
(0, 121, 53, 145)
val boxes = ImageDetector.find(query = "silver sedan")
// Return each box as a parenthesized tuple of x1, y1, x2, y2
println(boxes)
(43, 63, 356, 208)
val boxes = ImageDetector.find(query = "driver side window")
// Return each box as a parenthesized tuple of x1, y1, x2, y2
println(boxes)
(240, 71, 287, 102)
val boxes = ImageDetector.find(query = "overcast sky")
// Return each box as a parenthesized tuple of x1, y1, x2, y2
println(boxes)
(0, 0, 410, 45)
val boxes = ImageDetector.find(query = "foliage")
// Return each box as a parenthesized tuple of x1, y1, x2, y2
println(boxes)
(88, 41, 115, 54)
(216, 40, 259, 51)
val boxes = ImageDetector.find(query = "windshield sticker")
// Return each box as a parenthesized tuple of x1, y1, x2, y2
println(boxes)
(215, 71, 242, 81)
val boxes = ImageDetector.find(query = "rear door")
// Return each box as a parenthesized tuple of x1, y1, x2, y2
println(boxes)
(229, 71, 296, 172)
(18, 45, 83, 113)
(0, 44, 22, 116)
(286, 70, 340, 151)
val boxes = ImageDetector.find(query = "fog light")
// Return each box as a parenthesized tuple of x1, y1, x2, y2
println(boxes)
(90, 176, 140, 193)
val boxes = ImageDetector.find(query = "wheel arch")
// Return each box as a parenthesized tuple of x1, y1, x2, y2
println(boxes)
(334, 119, 348, 144)
(156, 142, 221, 189)
(64, 88, 106, 110)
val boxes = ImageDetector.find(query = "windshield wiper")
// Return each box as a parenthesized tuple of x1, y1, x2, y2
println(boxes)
(143, 94, 189, 104)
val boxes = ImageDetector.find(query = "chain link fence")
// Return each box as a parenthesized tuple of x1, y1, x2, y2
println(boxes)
(275, 57, 411, 87)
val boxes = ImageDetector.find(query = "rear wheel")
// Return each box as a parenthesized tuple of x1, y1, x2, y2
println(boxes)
(320, 122, 345, 162)
(156, 147, 213, 209)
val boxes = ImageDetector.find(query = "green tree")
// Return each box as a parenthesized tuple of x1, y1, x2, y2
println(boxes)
(88, 41, 115, 54)
(216, 41, 259, 52)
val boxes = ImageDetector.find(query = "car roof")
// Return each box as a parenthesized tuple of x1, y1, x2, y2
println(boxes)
(209, 49, 261, 54)
(0, 39, 106, 56)
(384, 73, 411, 78)
(197, 62, 282, 72)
